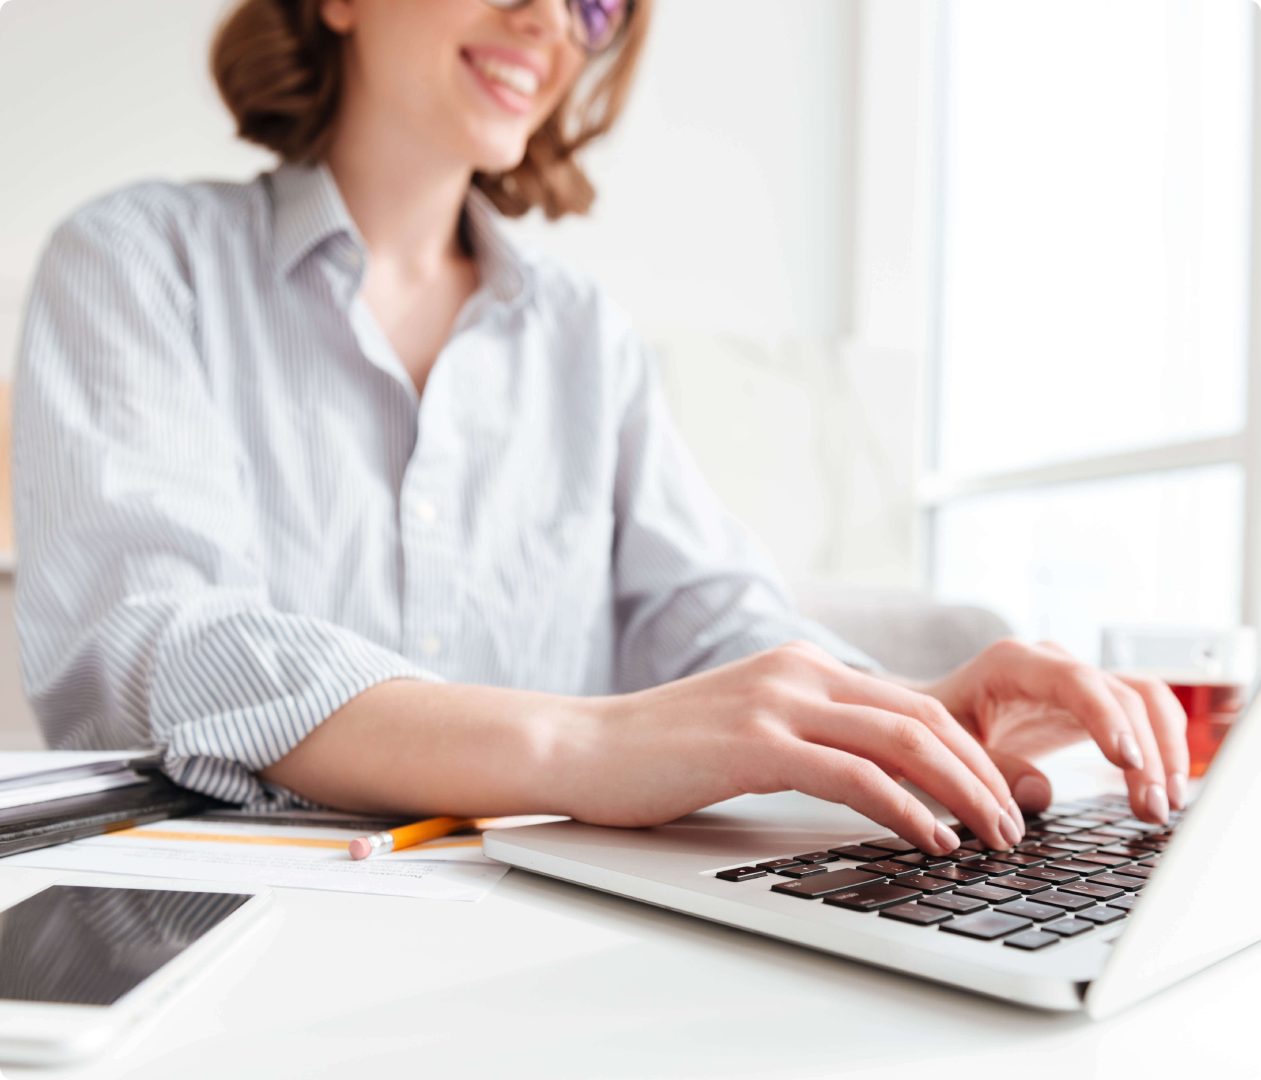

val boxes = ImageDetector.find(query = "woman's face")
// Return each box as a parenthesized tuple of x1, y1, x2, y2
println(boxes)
(320, 0, 590, 174)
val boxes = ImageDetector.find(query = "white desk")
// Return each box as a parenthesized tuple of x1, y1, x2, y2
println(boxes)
(3, 745, 1255, 1079)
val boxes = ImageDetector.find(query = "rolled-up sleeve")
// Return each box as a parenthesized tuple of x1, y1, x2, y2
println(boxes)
(12, 209, 439, 810)
(610, 330, 879, 692)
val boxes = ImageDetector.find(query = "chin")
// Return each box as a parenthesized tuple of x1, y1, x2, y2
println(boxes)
(460, 122, 533, 176)
(472, 143, 530, 176)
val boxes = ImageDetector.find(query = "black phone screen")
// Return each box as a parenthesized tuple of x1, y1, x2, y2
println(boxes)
(0, 884, 252, 1005)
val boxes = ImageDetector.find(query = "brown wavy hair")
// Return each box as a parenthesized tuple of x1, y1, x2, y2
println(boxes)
(209, 0, 651, 220)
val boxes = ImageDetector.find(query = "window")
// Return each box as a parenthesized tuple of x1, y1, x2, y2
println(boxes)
(925, 0, 1257, 663)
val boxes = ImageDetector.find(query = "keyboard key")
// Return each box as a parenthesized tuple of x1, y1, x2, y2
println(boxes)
(828, 844, 891, 862)
(1109, 863, 1152, 879)
(988, 875, 1051, 895)
(1015, 845, 1072, 860)
(1042, 840, 1096, 853)
(940, 911, 1033, 940)
(1095, 826, 1146, 839)
(1075, 853, 1131, 868)
(879, 902, 954, 926)
(865, 836, 918, 853)
(1077, 906, 1126, 926)
(891, 852, 954, 869)
(1110, 895, 1139, 911)
(918, 892, 989, 914)
(716, 866, 767, 882)
(1005, 930, 1061, 950)
(1058, 881, 1125, 901)
(994, 899, 1064, 922)
(989, 853, 1048, 868)
(971, 860, 1017, 876)
(1055, 817, 1107, 830)
(923, 865, 989, 886)
(771, 868, 884, 898)
(1036, 890, 1098, 912)
(795, 850, 841, 863)
(1043, 918, 1093, 937)
(857, 860, 919, 877)
(1048, 859, 1106, 875)
(1099, 844, 1155, 859)
(776, 864, 828, 878)
(895, 873, 957, 894)
(956, 883, 1021, 904)
(822, 883, 923, 911)
(1070, 832, 1126, 845)
(754, 859, 803, 872)
(1016, 866, 1080, 884)
(1087, 872, 1145, 891)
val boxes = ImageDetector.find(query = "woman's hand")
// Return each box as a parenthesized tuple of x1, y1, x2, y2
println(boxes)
(907, 639, 1189, 824)
(560, 640, 1027, 854)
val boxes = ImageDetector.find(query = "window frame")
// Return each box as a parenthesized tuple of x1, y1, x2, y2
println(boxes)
(918, 3, 1261, 631)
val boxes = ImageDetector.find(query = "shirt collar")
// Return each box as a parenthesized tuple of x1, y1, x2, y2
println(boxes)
(265, 159, 535, 310)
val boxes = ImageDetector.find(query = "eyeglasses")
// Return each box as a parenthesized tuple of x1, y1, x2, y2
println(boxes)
(480, 0, 634, 56)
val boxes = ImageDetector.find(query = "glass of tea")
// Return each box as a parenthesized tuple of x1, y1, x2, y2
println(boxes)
(1101, 625, 1257, 778)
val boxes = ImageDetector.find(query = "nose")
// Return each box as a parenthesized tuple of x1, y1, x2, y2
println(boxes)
(502, 0, 570, 43)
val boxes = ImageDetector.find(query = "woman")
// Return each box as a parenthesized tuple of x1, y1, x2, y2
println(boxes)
(12, 0, 1186, 857)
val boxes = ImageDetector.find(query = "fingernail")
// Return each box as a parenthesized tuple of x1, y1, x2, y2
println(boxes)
(1144, 782, 1169, 824)
(1117, 733, 1144, 771)
(1169, 772, 1188, 811)
(998, 810, 1022, 849)
(933, 821, 960, 854)
(1006, 799, 1026, 838)
(1013, 774, 1052, 811)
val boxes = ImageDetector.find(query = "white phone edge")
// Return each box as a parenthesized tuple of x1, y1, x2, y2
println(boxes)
(0, 880, 278, 1067)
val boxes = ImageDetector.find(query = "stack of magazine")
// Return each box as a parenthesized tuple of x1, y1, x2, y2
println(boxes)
(0, 751, 230, 858)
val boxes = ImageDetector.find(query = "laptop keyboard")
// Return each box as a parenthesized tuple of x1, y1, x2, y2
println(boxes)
(714, 794, 1177, 951)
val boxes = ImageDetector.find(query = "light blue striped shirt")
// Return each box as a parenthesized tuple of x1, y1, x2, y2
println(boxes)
(12, 160, 872, 812)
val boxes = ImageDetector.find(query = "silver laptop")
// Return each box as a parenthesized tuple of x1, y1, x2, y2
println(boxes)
(483, 687, 1261, 1018)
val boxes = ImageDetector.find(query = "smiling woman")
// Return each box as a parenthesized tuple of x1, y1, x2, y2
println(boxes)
(12, 0, 1191, 852)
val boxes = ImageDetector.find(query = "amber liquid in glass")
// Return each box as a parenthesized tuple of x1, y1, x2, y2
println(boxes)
(1169, 681, 1246, 778)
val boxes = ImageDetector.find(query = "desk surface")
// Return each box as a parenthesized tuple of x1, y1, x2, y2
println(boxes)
(3, 745, 1254, 1079)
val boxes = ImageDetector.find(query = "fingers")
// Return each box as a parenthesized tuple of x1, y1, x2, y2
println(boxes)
(824, 668, 1016, 818)
(784, 741, 961, 855)
(1112, 673, 1190, 811)
(986, 749, 1053, 813)
(799, 701, 1021, 852)
(1100, 673, 1169, 823)
(982, 644, 1175, 822)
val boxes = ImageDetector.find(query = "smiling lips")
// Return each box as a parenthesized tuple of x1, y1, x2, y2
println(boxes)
(461, 47, 546, 114)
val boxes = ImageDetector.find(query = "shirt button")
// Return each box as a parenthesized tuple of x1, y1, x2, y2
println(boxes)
(420, 635, 443, 658)
(416, 499, 438, 524)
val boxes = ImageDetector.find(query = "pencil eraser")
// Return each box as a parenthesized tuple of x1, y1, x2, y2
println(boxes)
(349, 838, 373, 860)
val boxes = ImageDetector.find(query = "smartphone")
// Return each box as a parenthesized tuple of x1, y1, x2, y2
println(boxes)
(0, 881, 275, 1066)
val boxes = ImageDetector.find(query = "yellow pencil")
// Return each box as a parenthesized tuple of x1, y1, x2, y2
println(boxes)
(347, 815, 476, 860)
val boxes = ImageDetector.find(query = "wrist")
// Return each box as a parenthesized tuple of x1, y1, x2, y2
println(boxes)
(536, 691, 620, 820)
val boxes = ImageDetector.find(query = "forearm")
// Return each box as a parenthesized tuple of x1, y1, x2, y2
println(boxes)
(255, 679, 601, 818)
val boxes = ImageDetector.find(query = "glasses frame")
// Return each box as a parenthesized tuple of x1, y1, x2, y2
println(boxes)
(481, 0, 636, 56)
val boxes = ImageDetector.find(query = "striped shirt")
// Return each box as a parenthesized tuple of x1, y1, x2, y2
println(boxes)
(12, 159, 872, 812)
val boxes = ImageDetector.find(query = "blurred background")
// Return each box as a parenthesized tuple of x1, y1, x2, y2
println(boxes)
(0, 0, 1257, 746)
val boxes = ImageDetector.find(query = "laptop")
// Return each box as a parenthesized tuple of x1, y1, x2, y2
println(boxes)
(482, 685, 1261, 1018)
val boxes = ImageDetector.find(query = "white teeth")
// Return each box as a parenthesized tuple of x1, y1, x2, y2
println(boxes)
(469, 55, 539, 98)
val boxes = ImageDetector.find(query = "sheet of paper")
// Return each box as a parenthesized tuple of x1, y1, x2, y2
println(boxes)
(0, 750, 157, 784)
(0, 769, 147, 811)
(2, 817, 511, 902)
